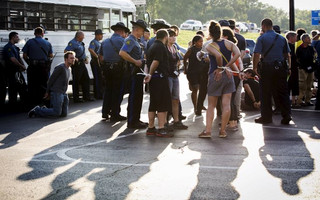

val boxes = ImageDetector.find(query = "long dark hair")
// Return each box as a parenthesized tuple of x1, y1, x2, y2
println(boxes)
(222, 27, 237, 44)
(209, 20, 221, 42)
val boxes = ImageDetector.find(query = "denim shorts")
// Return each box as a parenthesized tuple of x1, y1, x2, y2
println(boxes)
(168, 77, 180, 100)
(207, 72, 235, 96)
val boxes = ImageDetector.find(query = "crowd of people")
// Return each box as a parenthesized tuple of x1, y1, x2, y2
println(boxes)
(1, 18, 320, 138)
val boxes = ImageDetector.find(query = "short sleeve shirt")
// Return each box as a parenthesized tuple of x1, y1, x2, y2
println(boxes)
(235, 33, 246, 51)
(146, 40, 169, 77)
(22, 36, 53, 61)
(89, 39, 101, 57)
(254, 30, 290, 62)
(120, 34, 142, 60)
(3, 42, 22, 67)
(65, 38, 86, 60)
(99, 33, 124, 63)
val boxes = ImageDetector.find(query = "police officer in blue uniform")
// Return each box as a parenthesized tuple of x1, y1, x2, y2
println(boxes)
(3, 32, 27, 107)
(65, 31, 93, 103)
(88, 29, 104, 99)
(119, 19, 149, 129)
(146, 21, 170, 53)
(99, 22, 129, 121)
(23, 27, 53, 106)
(253, 18, 292, 124)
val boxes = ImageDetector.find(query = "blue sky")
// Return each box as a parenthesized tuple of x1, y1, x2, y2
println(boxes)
(259, 0, 320, 12)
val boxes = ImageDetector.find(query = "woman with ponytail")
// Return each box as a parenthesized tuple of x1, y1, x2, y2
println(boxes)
(199, 21, 240, 138)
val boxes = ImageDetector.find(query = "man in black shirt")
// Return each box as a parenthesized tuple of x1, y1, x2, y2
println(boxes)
(242, 68, 260, 110)
(144, 29, 173, 137)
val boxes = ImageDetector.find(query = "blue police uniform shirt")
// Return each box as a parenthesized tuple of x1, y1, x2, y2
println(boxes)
(254, 30, 290, 62)
(146, 37, 156, 53)
(312, 40, 320, 61)
(22, 36, 53, 61)
(121, 34, 142, 60)
(3, 42, 21, 63)
(65, 38, 86, 60)
(89, 39, 101, 57)
(99, 33, 124, 62)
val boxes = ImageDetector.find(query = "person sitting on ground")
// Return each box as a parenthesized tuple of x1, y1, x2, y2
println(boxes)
(241, 68, 260, 111)
(28, 51, 75, 118)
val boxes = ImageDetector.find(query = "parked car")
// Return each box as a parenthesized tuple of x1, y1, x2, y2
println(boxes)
(180, 20, 203, 31)
(236, 22, 248, 32)
(250, 23, 257, 31)
(202, 21, 211, 31)
(245, 39, 256, 56)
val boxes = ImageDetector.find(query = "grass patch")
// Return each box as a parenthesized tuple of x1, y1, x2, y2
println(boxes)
(176, 30, 260, 48)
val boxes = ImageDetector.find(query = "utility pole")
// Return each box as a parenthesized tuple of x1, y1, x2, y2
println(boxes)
(289, 0, 295, 30)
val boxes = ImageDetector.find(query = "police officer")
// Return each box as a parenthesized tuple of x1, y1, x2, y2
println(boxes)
(23, 27, 53, 106)
(119, 19, 149, 129)
(146, 21, 170, 53)
(253, 18, 292, 124)
(88, 29, 104, 99)
(3, 32, 27, 107)
(99, 22, 129, 121)
(65, 31, 93, 103)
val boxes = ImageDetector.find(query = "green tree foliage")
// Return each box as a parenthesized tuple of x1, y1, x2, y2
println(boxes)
(143, 0, 320, 32)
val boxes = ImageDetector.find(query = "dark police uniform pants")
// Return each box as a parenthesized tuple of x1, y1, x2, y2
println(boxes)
(71, 60, 90, 101)
(90, 58, 104, 99)
(127, 64, 144, 125)
(102, 63, 125, 117)
(7, 69, 27, 105)
(259, 62, 291, 120)
(27, 61, 50, 106)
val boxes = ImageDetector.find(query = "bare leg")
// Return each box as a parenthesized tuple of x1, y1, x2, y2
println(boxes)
(157, 112, 166, 129)
(172, 99, 179, 122)
(148, 112, 156, 128)
(191, 89, 198, 112)
(205, 96, 219, 133)
(221, 93, 232, 135)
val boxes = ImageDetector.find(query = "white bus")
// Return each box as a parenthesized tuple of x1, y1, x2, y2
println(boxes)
(0, 0, 136, 78)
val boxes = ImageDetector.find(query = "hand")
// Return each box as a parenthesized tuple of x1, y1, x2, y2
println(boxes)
(213, 69, 222, 81)
(225, 68, 233, 79)
(253, 101, 260, 109)
(239, 72, 245, 80)
(43, 93, 50, 100)
(144, 74, 151, 83)
(253, 67, 261, 79)
(135, 59, 142, 67)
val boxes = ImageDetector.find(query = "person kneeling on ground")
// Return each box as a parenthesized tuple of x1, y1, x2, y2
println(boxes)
(241, 68, 260, 111)
(28, 51, 75, 118)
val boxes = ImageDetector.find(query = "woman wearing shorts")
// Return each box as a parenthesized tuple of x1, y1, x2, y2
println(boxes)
(199, 21, 240, 138)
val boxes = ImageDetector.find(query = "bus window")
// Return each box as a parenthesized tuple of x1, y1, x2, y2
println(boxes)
(69, 6, 81, 31)
(81, 7, 97, 31)
(122, 12, 133, 31)
(41, 4, 54, 31)
(98, 9, 110, 33)
(54, 5, 69, 30)
(111, 10, 120, 26)
(26, 3, 40, 30)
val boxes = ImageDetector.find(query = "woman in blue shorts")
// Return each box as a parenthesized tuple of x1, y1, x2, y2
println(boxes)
(199, 21, 240, 138)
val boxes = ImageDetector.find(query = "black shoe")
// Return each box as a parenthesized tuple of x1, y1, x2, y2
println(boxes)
(179, 115, 187, 121)
(110, 115, 127, 122)
(305, 102, 314, 106)
(28, 106, 39, 118)
(281, 117, 292, 125)
(102, 114, 110, 120)
(128, 122, 148, 129)
(255, 117, 272, 124)
(156, 128, 174, 138)
(74, 99, 84, 103)
(139, 120, 148, 126)
(164, 123, 174, 132)
(84, 97, 95, 102)
(146, 127, 158, 136)
(172, 121, 188, 130)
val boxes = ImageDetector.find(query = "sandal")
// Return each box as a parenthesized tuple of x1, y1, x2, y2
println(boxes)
(219, 131, 227, 138)
(199, 130, 211, 138)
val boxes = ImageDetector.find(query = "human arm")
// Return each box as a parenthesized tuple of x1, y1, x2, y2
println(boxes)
(183, 48, 192, 74)
(11, 57, 26, 71)
(144, 60, 159, 83)
(119, 50, 142, 67)
(252, 53, 261, 78)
